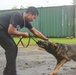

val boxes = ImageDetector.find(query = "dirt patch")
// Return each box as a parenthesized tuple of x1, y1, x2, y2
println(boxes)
(0, 46, 76, 75)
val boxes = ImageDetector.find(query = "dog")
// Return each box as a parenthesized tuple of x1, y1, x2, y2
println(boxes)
(36, 40, 76, 75)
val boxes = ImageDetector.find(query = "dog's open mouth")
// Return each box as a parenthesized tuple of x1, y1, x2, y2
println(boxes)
(37, 40, 53, 49)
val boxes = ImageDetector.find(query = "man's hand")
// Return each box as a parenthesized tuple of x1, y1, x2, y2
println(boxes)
(19, 36, 23, 39)
(19, 32, 29, 39)
(23, 32, 29, 38)
(45, 39, 52, 43)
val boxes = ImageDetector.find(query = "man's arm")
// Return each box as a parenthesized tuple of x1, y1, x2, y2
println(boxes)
(8, 24, 29, 37)
(29, 27, 48, 40)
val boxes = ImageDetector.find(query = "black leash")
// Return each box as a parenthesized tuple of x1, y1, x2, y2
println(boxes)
(17, 34, 39, 48)
(16, 37, 24, 47)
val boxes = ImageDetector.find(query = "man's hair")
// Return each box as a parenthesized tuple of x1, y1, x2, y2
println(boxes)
(26, 6, 39, 16)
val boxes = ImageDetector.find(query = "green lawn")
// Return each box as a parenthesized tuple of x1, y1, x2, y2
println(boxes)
(13, 37, 76, 46)
(50, 38, 76, 44)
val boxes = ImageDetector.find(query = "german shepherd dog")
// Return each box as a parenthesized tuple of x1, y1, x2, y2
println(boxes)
(36, 40, 76, 75)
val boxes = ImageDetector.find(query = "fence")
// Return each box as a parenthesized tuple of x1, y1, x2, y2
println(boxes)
(0, 5, 75, 37)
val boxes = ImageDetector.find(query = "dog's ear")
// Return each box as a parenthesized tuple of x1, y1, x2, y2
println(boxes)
(45, 40, 58, 47)
(51, 42, 58, 47)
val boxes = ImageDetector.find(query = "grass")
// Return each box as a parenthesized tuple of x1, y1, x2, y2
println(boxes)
(50, 38, 76, 44)
(13, 37, 76, 46)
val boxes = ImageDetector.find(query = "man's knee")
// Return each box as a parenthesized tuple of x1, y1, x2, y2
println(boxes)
(5, 45, 18, 58)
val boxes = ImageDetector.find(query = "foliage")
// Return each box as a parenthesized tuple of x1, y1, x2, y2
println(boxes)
(20, 5, 24, 9)
(12, 5, 18, 10)
(11, 5, 24, 10)
(73, 0, 76, 4)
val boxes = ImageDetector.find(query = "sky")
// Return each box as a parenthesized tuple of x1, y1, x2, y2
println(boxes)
(0, 0, 73, 10)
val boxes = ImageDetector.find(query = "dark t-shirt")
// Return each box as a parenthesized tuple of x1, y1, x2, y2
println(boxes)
(0, 11, 33, 31)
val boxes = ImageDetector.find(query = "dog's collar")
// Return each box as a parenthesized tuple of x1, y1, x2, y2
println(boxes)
(55, 45, 60, 52)
(64, 45, 68, 52)
(56, 44, 68, 53)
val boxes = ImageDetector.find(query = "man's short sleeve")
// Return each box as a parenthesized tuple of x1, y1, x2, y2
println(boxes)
(25, 21, 33, 29)
(10, 13, 21, 27)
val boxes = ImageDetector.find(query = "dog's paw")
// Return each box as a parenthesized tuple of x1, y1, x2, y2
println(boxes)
(49, 72, 57, 75)
(71, 65, 76, 69)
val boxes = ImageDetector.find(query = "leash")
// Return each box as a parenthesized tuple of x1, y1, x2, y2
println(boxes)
(17, 34, 39, 48)
(17, 34, 31, 48)
(16, 37, 24, 47)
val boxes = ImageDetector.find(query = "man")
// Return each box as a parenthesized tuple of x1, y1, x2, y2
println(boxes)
(0, 7, 49, 75)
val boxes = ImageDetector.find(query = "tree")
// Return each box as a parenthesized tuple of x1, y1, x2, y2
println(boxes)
(73, 0, 76, 4)
(20, 5, 24, 9)
(12, 5, 18, 10)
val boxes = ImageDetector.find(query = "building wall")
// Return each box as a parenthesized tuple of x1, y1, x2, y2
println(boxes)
(0, 5, 74, 37)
